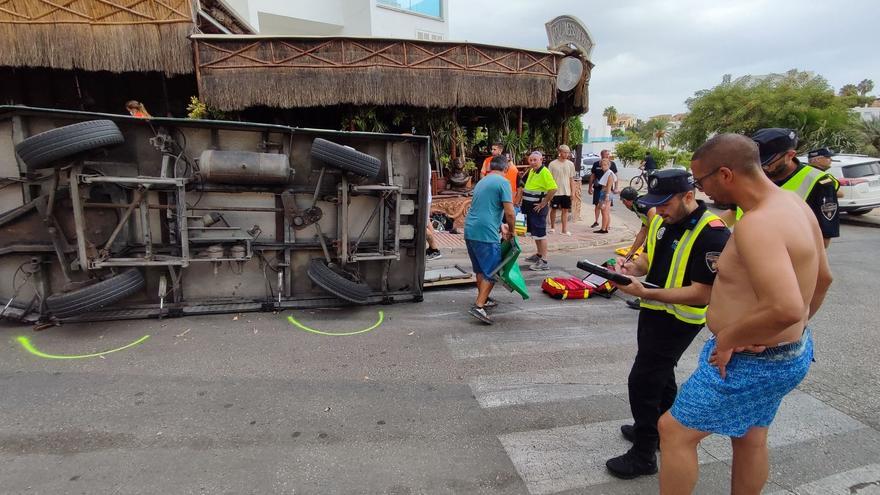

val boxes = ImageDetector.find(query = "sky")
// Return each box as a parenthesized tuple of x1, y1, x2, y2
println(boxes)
(448, 0, 880, 130)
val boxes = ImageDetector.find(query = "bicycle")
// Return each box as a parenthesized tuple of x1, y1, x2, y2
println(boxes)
(629, 168, 654, 191)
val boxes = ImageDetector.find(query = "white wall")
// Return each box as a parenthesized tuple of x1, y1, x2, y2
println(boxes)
(371, 0, 448, 39)
(223, 0, 448, 38)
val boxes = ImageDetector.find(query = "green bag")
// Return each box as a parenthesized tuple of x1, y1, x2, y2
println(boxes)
(490, 237, 529, 300)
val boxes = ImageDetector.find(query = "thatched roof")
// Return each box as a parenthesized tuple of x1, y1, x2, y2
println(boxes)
(193, 35, 591, 112)
(0, 0, 196, 75)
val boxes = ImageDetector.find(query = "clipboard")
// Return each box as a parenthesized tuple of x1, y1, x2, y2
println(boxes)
(576, 259, 660, 288)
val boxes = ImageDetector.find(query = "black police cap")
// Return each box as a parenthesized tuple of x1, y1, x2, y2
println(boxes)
(808, 147, 834, 159)
(751, 128, 798, 166)
(637, 169, 694, 207)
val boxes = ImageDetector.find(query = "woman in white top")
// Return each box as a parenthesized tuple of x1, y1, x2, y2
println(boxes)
(596, 159, 617, 233)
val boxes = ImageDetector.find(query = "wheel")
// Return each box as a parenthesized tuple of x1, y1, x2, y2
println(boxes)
(629, 175, 645, 191)
(307, 259, 371, 304)
(15, 120, 124, 171)
(45, 268, 144, 319)
(846, 208, 873, 216)
(310, 138, 381, 179)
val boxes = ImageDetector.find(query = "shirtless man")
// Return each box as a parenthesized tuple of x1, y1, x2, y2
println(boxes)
(657, 134, 833, 495)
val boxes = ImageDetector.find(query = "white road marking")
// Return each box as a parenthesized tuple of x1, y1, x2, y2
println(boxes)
(765, 463, 880, 495)
(499, 391, 868, 494)
(470, 360, 698, 408)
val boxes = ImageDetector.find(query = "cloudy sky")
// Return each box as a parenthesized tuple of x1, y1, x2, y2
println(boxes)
(449, 0, 879, 129)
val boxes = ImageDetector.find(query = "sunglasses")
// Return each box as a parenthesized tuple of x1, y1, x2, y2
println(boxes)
(693, 167, 722, 190)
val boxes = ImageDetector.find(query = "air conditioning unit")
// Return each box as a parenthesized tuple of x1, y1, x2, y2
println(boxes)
(416, 29, 444, 41)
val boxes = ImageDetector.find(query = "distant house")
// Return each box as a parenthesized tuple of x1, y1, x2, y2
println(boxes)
(853, 106, 880, 122)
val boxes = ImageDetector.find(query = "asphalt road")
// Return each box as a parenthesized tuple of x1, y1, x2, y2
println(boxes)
(0, 224, 878, 494)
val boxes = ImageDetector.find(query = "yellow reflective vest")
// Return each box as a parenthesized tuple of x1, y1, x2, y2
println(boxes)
(640, 210, 721, 325)
(735, 166, 835, 221)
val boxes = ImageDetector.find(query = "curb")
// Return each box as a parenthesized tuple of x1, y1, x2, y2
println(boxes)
(841, 217, 880, 229)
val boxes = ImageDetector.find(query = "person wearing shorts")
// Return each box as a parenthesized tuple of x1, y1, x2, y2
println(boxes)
(464, 155, 516, 325)
(514, 151, 557, 271)
(548, 144, 577, 235)
(657, 134, 832, 495)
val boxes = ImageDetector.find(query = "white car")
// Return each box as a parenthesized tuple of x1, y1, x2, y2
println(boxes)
(825, 154, 880, 215)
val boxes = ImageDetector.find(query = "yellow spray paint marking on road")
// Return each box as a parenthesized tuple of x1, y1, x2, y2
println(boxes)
(287, 311, 384, 336)
(16, 335, 150, 360)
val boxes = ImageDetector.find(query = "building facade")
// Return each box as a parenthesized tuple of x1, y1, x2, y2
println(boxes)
(221, 0, 449, 39)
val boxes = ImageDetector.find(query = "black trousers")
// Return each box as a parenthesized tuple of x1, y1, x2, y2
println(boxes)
(628, 309, 702, 460)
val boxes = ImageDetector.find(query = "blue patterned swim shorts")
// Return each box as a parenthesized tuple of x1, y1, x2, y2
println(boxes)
(670, 329, 813, 438)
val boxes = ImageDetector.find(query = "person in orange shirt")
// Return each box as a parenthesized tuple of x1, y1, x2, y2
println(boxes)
(481, 142, 518, 194)
(125, 100, 151, 118)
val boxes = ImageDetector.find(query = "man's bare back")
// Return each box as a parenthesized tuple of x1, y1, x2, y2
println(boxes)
(708, 189, 828, 346)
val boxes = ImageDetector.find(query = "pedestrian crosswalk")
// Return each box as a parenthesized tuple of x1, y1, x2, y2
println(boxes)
(444, 295, 880, 495)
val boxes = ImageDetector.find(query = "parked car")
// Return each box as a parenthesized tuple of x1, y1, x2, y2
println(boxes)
(801, 154, 880, 215)
(580, 154, 600, 183)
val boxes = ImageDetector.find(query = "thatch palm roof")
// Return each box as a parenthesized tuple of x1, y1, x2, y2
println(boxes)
(0, 0, 195, 75)
(193, 35, 591, 112)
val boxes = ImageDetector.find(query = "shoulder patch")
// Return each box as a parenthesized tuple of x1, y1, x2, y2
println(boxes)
(708, 219, 726, 228)
(818, 178, 833, 185)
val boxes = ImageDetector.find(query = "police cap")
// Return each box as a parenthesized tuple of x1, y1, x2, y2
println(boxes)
(751, 128, 798, 166)
(637, 169, 694, 207)
(808, 147, 834, 159)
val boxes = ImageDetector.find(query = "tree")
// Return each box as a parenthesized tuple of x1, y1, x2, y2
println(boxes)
(857, 79, 874, 97)
(860, 116, 880, 156)
(639, 117, 675, 149)
(610, 128, 625, 138)
(839, 84, 859, 97)
(566, 116, 585, 147)
(673, 70, 863, 153)
(603, 106, 619, 126)
(614, 139, 646, 166)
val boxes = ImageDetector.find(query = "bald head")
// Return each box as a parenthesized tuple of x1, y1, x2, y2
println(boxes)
(692, 134, 762, 176)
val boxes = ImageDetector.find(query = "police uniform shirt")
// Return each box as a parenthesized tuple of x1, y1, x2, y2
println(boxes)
(644, 202, 730, 312)
(629, 201, 652, 227)
(774, 164, 840, 239)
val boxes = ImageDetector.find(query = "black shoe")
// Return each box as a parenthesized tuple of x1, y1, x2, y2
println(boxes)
(620, 424, 660, 450)
(626, 298, 641, 310)
(605, 450, 658, 480)
(590, 222, 599, 228)
(621, 424, 636, 443)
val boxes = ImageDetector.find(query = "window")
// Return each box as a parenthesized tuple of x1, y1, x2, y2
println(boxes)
(842, 161, 880, 178)
(377, 0, 442, 18)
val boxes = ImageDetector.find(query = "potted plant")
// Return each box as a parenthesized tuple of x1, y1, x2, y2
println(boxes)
(432, 155, 450, 192)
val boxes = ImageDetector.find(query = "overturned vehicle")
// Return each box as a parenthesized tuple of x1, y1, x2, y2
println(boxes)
(0, 107, 429, 323)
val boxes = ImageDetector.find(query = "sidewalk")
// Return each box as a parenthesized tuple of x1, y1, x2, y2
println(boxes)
(840, 208, 880, 228)
(433, 201, 642, 256)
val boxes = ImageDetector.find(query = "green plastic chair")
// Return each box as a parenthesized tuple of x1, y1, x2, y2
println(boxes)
(490, 237, 530, 300)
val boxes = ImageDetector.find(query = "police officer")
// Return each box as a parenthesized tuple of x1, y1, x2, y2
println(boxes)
(723, 129, 839, 247)
(619, 186, 656, 310)
(605, 169, 731, 480)
(808, 146, 834, 171)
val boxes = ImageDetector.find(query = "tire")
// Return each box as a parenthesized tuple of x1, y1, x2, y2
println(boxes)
(310, 138, 381, 179)
(46, 268, 144, 319)
(846, 208, 873, 216)
(629, 175, 645, 191)
(307, 259, 371, 304)
(15, 120, 124, 171)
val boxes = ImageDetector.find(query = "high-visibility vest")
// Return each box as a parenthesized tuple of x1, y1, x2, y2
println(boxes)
(735, 166, 833, 221)
(640, 210, 720, 325)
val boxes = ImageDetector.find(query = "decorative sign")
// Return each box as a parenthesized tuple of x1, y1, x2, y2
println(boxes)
(557, 56, 584, 91)
(545, 15, 594, 58)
